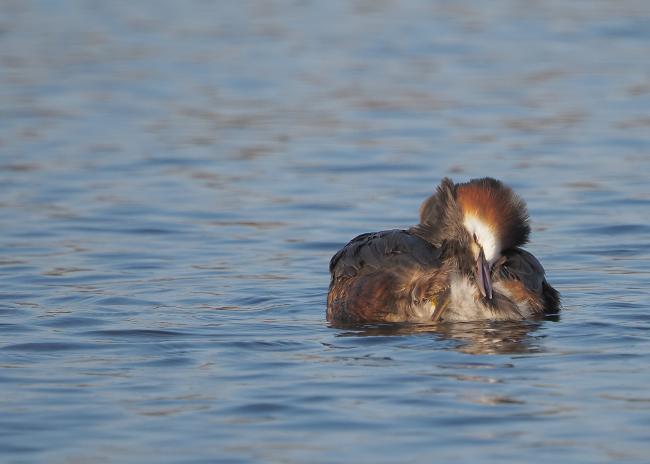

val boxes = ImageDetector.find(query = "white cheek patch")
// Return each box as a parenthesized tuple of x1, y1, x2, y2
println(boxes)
(463, 215, 500, 264)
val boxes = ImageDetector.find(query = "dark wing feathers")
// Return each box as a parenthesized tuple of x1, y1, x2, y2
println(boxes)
(499, 249, 545, 293)
(327, 230, 447, 323)
(329, 229, 441, 279)
(498, 248, 560, 313)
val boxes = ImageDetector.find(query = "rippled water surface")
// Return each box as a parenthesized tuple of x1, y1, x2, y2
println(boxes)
(2, 1, 650, 462)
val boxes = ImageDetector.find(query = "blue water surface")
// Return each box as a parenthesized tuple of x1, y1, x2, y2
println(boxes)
(1, 1, 650, 462)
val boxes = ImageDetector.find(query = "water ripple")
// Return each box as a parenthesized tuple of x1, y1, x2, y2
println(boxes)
(1, 1, 649, 463)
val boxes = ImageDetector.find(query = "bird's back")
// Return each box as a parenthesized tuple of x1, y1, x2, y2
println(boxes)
(329, 229, 441, 278)
(327, 233, 559, 323)
(327, 230, 449, 323)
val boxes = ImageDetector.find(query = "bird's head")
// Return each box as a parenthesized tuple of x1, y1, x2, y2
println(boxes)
(418, 177, 530, 300)
(456, 178, 530, 299)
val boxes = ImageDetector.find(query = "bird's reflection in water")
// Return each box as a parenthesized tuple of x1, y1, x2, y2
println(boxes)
(332, 316, 559, 355)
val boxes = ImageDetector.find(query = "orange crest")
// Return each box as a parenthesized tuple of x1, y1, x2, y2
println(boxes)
(456, 178, 530, 250)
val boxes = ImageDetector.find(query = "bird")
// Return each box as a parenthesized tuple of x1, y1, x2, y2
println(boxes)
(326, 177, 560, 323)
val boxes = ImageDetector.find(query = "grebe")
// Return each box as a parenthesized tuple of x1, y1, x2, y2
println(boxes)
(327, 177, 560, 323)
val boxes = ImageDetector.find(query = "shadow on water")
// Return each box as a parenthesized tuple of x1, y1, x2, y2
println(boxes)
(331, 316, 560, 355)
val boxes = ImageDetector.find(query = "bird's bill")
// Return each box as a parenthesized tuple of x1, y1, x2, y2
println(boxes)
(476, 247, 493, 300)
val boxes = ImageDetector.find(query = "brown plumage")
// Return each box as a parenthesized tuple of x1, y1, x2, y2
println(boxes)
(327, 177, 560, 323)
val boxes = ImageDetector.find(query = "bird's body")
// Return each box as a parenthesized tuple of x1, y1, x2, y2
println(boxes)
(327, 178, 559, 323)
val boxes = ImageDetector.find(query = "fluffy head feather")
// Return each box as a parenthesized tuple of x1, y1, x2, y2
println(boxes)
(413, 177, 530, 256)
(456, 178, 530, 252)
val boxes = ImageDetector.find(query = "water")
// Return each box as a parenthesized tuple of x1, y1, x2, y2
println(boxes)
(1, 1, 650, 462)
